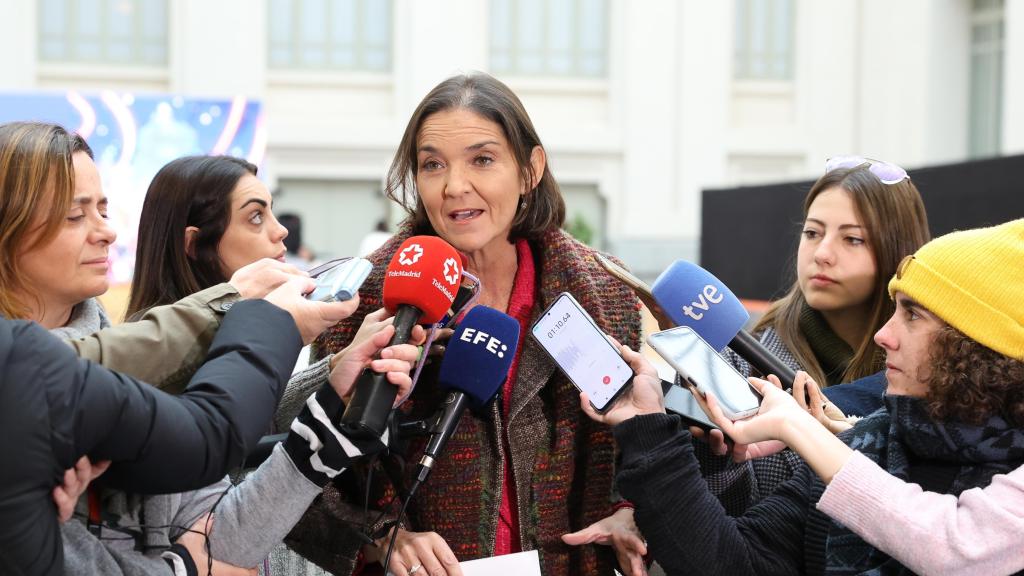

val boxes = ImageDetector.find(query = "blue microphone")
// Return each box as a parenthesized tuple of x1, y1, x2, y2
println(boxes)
(415, 306, 520, 484)
(651, 260, 797, 390)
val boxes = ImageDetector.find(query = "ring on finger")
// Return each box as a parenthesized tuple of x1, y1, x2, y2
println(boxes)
(408, 564, 422, 575)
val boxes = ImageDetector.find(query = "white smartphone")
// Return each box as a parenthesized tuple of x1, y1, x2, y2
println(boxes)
(531, 292, 634, 413)
(647, 326, 761, 420)
(306, 257, 372, 302)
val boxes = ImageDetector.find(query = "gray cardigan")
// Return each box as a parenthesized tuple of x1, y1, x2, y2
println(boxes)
(53, 292, 335, 574)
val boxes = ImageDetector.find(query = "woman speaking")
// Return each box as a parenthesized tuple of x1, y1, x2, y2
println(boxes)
(286, 73, 646, 576)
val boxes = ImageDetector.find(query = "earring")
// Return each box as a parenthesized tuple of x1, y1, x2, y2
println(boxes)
(520, 197, 527, 209)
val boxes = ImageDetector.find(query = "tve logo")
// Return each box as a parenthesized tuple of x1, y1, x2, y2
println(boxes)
(459, 328, 510, 358)
(680, 284, 723, 321)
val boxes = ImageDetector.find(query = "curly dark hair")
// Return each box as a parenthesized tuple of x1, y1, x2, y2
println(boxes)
(925, 324, 1024, 427)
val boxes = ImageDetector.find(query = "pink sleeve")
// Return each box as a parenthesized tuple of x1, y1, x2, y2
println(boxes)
(817, 451, 1024, 576)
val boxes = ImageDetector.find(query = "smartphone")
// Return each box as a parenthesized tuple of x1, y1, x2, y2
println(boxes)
(531, 292, 634, 412)
(594, 253, 673, 331)
(306, 257, 372, 302)
(661, 379, 719, 432)
(647, 326, 761, 420)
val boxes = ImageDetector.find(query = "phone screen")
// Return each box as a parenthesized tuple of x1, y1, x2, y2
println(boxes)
(647, 326, 760, 419)
(531, 293, 633, 411)
(307, 258, 371, 302)
(662, 379, 718, 431)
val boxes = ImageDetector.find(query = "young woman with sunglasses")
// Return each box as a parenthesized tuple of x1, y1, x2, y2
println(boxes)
(701, 157, 932, 514)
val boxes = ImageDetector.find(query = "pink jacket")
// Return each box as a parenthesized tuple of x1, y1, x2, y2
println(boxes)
(817, 451, 1024, 576)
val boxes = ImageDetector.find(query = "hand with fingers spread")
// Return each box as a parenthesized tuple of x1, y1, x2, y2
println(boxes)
(327, 308, 427, 403)
(229, 257, 307, 299)
(579, 342, 665, 426)
(562, 507, 649, 576)
(371, 527, 462, 576)
(53, 456, 110, 523)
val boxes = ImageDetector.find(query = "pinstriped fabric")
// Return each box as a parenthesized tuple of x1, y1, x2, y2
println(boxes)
(705, 328, 806, 515)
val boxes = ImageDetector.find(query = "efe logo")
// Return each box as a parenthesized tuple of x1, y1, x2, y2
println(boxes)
(443, 257, 460, 285)
(399, 244, 424, 266)
(459, 328, 509, 358)
(681, 284, 724, 321)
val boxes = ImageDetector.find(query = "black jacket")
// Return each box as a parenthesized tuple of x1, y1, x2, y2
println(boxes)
(0, 299, 301, 576)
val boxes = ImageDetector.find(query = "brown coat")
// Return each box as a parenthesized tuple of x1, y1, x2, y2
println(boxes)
(286, 224, 642, 576)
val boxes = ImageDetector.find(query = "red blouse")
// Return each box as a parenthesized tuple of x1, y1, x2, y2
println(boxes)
(493, 238, 536, 555)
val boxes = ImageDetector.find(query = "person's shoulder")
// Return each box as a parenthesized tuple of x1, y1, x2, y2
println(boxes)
(532, 229, 642, 344)
(535, 228, 622, 278)
(824, 372, 887, 418)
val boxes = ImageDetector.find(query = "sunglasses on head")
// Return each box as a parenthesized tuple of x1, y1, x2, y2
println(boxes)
(825, 156, 909, 185)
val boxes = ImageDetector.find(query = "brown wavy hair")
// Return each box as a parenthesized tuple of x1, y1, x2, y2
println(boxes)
(0, 122, 92, 319)
(754, 165, 931, 385)
(385, 72, 565, 240)
(925, 324, 1024, 427)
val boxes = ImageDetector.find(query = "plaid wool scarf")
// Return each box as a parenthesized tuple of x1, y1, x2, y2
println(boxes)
(823, 394, 1024, 575)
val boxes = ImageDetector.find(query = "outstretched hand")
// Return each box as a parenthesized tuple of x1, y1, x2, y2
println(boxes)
(229, 258, 307, 299)
(562, 508, 648, 576)
(703, 374, 821, 461)
(262, 276, 360, 344)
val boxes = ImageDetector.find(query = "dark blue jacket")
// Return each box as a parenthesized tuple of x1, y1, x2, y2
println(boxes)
(823, 370, 888, 417)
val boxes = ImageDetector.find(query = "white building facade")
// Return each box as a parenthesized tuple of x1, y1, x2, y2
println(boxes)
(2, 0, 1021, 276)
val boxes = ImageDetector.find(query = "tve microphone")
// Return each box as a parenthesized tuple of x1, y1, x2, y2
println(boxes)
(341, 236, 464, 438)
(651, 260, 797, 390)
(415, 306, 519, 485)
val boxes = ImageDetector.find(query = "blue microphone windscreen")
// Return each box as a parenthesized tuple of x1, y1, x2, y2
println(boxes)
(438, 306, 520, 407)
(651, 260, 750, 351)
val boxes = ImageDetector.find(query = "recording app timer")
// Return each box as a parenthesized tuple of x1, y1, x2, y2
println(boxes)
(532, 294, 632, 408)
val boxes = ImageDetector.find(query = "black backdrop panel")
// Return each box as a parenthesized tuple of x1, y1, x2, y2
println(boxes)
(701, 154, 1024, 301)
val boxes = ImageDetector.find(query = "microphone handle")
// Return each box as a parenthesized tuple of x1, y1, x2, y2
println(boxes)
(340, 305, 423, 439)
(415, 390, 470, 484)
(728, 330, 797, 391)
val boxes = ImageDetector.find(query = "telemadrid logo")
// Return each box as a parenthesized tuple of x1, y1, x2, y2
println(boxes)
(399, 244, 423, 266)
(443, 257, 460, 285)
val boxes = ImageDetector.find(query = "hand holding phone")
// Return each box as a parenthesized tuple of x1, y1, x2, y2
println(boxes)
(662, 379, 719, 432)
(531, 292, 633, 413)
(647, 326, 761, 420)
(306, 257, 373, 302)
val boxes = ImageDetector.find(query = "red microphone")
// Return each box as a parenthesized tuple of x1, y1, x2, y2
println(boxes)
(340, 236, 463, 438)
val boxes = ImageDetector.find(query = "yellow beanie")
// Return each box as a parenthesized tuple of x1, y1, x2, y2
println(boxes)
(888, 218, 1024, 361)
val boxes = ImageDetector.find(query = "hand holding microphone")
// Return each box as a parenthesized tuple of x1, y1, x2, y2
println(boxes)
(341, 236, 464, 439)
(327, 311, 427, 405)
(376, 306, 518, 576)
